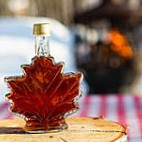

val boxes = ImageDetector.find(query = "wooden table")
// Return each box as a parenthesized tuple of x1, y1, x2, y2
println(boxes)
(0, 117, 126, 142)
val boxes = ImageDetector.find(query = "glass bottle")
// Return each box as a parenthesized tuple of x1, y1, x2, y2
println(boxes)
(5, 23, 82, 133)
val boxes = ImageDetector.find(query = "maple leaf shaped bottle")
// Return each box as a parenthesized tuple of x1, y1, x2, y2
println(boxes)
(5, 23, 82, 133)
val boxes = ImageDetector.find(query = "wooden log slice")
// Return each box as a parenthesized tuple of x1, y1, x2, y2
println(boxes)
(0, 117, 127, 142)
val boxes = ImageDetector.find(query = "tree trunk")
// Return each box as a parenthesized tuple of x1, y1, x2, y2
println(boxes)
(0, 117, 127, 142)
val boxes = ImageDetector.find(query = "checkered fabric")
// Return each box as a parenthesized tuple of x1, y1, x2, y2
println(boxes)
(0, 95, 142, 141)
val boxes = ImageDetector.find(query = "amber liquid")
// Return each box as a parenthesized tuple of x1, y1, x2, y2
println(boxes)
(6, 56, 82, 132)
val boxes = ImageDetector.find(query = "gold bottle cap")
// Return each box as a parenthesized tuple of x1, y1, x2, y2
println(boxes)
(33, 23, 50, 35)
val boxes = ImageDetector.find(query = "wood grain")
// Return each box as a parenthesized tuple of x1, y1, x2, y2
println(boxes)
(0, 117, 127, 142)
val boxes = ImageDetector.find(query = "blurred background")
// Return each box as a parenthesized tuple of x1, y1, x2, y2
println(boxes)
(0, 0, 142, 142)
(0, 1, 142, 141)
(0, 0, 142, 95)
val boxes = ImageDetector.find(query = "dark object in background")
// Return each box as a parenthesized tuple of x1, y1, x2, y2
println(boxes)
(73, 0, 141, 94)
(84, 62, 133, 94)
(75, 30, 135, 94)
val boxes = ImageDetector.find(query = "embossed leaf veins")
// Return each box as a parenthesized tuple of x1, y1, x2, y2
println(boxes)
(5, 56, 82, 132)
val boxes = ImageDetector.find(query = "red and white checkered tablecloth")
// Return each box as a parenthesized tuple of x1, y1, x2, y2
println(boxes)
(0, 95, 142, 141)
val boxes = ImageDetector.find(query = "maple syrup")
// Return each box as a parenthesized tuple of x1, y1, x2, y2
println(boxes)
(5, 23, 82, 133)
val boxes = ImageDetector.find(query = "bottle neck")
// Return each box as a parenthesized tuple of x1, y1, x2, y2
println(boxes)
(35, 35, 50, 57)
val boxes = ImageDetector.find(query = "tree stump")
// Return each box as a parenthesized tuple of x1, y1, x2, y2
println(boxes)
(0, 117, 127, 142)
